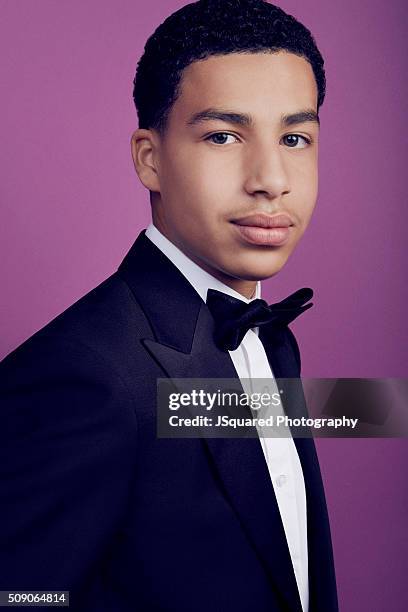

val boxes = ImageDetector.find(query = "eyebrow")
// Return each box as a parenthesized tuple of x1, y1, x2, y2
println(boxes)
(186, 107, 320, 128)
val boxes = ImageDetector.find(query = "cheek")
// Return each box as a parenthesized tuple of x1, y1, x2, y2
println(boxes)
(290, 159, 318, 219)
(164, 150, 237, 219)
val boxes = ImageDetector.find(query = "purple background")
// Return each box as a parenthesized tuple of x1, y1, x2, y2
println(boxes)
(1, 1, 407, 609)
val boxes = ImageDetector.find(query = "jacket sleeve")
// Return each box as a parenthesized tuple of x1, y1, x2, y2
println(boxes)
(0, 333, 138, 602)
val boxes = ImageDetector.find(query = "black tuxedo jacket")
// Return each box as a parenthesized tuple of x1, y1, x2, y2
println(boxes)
(0, 231, 338, 611)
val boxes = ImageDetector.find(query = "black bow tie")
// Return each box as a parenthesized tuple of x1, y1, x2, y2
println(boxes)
(206, 287, 313, 351)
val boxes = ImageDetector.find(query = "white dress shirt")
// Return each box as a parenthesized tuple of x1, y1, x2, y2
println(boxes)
(145, 223, 309, 612)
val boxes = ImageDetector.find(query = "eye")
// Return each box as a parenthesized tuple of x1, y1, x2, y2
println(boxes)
(205, 132, 239, 145)
(281, 134, 311, 148)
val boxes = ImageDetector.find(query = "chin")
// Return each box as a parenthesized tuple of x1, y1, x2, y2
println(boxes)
(240, 268, 286, 281)
(226, 253, 291, 281)
(220, 263, 288, 283)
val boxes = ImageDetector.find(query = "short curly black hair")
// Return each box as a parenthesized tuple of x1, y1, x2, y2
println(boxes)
(133, 0, 326, 134)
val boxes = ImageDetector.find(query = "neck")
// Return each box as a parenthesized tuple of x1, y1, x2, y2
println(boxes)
(192, 258, 258, 299)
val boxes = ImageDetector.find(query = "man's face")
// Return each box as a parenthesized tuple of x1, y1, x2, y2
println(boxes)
(139, 51, 319, 291)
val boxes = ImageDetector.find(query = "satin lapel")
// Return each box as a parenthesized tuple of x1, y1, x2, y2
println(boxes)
(259, 326, 309, 420)
(260, 325, 338, 610)
(117, 232, 302, 612)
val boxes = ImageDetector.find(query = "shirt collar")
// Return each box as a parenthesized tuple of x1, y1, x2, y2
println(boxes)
(145, 223, 261, 304)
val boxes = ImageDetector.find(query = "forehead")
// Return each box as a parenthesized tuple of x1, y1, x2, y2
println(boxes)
(171, 52, 318, 125)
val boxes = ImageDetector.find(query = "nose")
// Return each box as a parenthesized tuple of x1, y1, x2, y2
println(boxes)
(243, 142, 290, 199)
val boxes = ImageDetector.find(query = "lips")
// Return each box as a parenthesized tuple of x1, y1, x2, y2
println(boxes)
(231, 213, 294, 246)
(233, 213, 294, 228)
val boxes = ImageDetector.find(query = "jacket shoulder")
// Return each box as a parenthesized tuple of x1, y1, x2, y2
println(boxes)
(1, 272, 151, 370)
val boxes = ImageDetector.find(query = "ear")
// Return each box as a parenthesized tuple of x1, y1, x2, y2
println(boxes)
(130, 128, 161, 193)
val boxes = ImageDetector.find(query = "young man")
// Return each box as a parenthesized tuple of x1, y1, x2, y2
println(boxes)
(0, 1, 338, 610)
